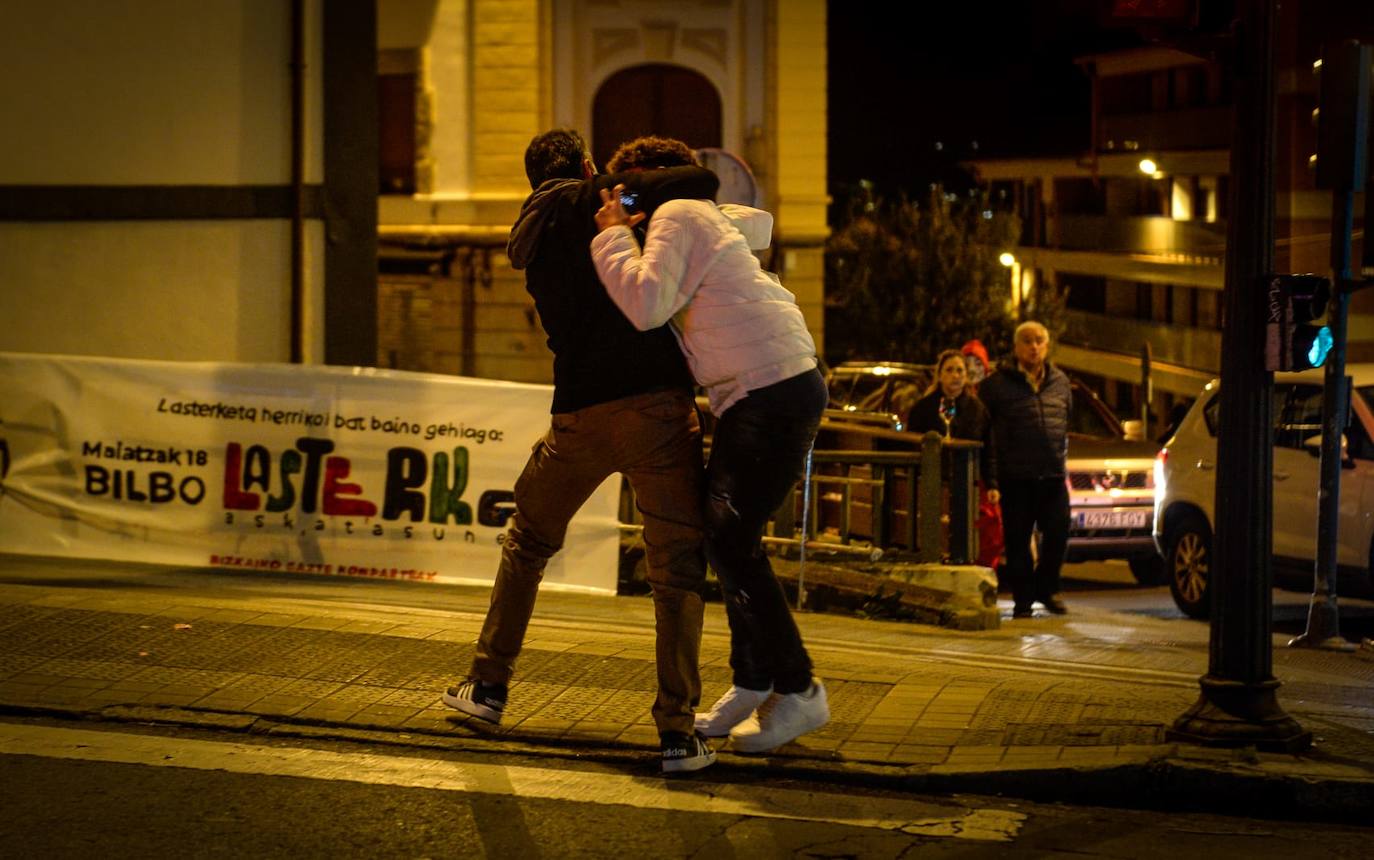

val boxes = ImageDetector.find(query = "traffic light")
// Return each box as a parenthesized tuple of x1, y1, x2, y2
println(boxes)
(1265, 275, 1332, 372)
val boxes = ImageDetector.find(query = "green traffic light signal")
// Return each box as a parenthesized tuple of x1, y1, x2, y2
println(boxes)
(1264, 275, 1332, 372)
(1298, 324, 1334, 369)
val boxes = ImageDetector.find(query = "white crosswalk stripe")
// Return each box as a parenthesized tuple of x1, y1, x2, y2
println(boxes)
(0, 722, 1024, 842)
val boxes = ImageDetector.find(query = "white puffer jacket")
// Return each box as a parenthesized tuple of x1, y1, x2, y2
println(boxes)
(590, 199, 817, 416)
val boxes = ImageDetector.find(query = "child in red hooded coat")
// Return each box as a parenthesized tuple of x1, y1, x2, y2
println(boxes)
(961, 339, 1004, 571)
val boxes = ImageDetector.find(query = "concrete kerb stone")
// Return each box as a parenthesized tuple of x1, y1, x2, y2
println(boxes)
(885, 563, 1000, 630)
(5, 699, 1372, 824)
(771, 556, 1000, 630)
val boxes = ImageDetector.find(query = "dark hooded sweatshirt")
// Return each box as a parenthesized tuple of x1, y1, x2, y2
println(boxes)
(507, 167, 719, 413)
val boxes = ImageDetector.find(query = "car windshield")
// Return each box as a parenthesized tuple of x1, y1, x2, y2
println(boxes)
(1198, 385, 1374, 458)
(1069, 387, 1122, 440)
(828, 366, 1121, 438)
(889, 379, 925, 420)
(826, 373, 857, 409)
(850, 375, 892, 412)
(828, 369, 930, 415)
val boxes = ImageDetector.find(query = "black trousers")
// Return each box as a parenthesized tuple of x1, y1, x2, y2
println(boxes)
(704, 368, 827, 695)
(998, 476, 1070, 609)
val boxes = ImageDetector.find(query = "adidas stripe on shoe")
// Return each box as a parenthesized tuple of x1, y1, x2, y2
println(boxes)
(660, 731, 717, 774)
(442, 678, 507, 724)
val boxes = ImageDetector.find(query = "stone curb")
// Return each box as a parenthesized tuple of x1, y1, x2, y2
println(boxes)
(5, 700, 1371, 825)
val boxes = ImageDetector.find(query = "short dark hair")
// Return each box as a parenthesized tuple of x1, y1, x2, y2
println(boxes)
(606, 136, 697, 172)
(524, 128, 591, 189)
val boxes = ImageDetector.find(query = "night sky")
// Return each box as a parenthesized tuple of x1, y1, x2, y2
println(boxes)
(826, 1, 1143, 202)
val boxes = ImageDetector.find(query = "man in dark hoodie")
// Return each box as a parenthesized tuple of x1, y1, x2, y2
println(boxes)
(978, 321, 1073, 620)
(443, 128, 720, 773)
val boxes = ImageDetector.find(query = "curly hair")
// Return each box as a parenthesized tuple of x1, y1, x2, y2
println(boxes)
(606, 136, 698, 172)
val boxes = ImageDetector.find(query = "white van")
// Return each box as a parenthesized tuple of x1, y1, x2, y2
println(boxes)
(1152, 365, 1374, 617)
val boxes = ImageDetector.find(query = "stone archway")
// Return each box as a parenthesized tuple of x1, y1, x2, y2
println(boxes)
(591, 64, 722, 170)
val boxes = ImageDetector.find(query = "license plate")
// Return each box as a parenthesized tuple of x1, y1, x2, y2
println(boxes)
(1075, 509, 1149, 529)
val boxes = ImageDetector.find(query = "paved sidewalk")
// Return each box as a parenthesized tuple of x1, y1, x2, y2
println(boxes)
(1, 556, 1372, 822)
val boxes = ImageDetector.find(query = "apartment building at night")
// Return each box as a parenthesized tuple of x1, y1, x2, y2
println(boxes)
(967, 3, 1371, 429)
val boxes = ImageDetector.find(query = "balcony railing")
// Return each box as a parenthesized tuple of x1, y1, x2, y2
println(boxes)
(1057, 214, 1226, 256)
(1097, 105, 1233, 152)
(1064, 309, 1221, 374)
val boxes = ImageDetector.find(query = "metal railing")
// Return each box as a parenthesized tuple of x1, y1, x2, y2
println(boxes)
(622, 421, 984, 565)
(770, 423, 982, 564)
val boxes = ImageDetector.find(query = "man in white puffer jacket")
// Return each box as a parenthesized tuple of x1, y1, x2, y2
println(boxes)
(591, 136, 830, 755)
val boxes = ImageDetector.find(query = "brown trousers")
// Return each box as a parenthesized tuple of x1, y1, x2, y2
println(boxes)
(469, 388, 707, 736)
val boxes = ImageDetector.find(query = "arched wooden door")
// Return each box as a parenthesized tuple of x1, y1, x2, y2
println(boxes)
(591, 64, 722, 170)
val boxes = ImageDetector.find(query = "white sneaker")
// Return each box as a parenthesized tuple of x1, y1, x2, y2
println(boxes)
(695, 684, 772, 737)
(729, 680, 829, 753)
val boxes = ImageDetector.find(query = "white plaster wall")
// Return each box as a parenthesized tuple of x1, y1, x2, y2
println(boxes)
(0, 222, 325, 363)
(0, 0, 327, 364)
(378, 0, 440, 48)
(427, 0, 473, 196)
(0, 0, 321, 185)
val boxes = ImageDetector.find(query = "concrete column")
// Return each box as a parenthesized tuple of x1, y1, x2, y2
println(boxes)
(769, 0, 827, 353)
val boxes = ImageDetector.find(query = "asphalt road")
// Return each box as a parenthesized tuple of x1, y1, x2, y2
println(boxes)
(1, 716, 1370, 859)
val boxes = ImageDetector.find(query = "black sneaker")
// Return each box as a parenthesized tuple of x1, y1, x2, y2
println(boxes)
(661, 731, 716, 774)
(1042, 596, 1069, 615)
(442, 679, 507, 724)
(1012, 605, 1034, 619)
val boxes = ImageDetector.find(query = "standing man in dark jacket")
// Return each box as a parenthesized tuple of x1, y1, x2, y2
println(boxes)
(978, 321, 1073, 619)
(443, 129, 721, 773)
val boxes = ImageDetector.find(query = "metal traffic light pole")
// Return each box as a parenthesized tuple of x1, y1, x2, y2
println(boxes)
(1292, 41, 1372, 651)
(1168, 0, 1310, 752)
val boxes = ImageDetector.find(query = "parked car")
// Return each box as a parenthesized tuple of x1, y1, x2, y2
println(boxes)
(1152, 365, 1374, 618)
(822, 361, 1163, 581)
(824, 361, 933, 431)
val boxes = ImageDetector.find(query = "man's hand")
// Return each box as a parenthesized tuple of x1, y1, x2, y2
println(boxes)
(595, 185, 647, 233)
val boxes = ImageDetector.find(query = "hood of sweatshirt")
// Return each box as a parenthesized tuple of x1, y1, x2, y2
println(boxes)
(506, 178, 581, 270)
(717, 203, 774, 251)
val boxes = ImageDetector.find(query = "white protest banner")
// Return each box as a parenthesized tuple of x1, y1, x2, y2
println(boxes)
(0, 353, 622, 593)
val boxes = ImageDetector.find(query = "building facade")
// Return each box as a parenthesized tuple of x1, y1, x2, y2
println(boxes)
(1, 0, 378, 367)
(375, 0, 828, 383)
(967, 4, 1372, 431)
(2, 0, 825, 386)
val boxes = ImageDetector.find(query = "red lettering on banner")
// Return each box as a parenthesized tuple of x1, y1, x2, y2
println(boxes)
(322, 456, 377, 517)
(222, 443, 260, 510)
